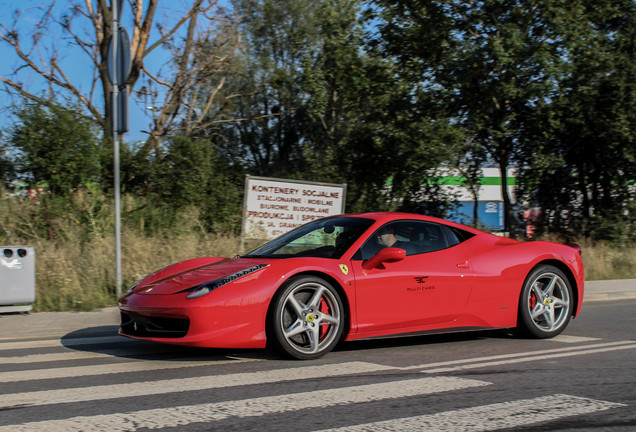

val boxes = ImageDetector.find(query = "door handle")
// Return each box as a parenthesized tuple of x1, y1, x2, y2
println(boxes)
(456, 261, 470, 269)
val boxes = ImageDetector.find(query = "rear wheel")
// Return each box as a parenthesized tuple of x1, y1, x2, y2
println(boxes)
(269, 276, 344, 360)
(517, 265, 573, 338)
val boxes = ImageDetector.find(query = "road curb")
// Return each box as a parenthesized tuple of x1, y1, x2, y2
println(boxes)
(584, 279, 636, 302)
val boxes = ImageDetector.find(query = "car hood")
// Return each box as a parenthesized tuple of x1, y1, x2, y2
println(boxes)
(130, 257, 270, 295)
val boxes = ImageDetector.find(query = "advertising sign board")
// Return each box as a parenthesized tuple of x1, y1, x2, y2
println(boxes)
(453, 201, 505, 231)
(242, 176, 346, 240)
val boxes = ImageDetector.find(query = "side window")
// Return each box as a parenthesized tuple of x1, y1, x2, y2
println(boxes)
(355, 220, 474, 260)
(410, 222, 475, 253)
(443, 225, 461, 247)
(414, 222, 447, 253)
(357, 221, 419, 260)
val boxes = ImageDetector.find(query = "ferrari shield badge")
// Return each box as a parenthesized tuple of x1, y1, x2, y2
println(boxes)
(339, 264, 349, 275)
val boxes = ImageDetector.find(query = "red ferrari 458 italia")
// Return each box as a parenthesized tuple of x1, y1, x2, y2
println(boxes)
(119, 212, 584, 359)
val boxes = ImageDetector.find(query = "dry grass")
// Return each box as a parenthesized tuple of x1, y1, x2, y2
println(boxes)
(24, 231, 243, 312)
(1, 195, 634, 312)
(532, 233, 636, 281)
(578, 239, 636, 281)
(1, 195, 242, 311)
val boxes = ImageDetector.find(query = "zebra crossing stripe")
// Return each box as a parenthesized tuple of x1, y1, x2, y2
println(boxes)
(318, 394, 625, 432)
(414, 342, 636, 374)
(547, 335, 600, 343)
(0, 350, 157, 365)
(0, 342, 195, 365)
(0, 335, 126, 351)
(0, 357, 260, 383)
(2, 340, 633, 383)
(404, 340, 636, 372)
(0, 376, 490, 432)
(0, 361, 396, 410)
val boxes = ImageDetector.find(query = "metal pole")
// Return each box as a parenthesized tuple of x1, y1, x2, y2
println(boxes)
(114, 124, 122, 298)
(112, 0, 122, 297)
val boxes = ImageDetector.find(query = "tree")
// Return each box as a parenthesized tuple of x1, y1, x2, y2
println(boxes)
(373, 0, 635, 239)
(372, 0, 572, 234)
(211, 0, 458, 213)
(0, 0, 240, 153)
(201, 0, 325, 177)
(452, 139, 489, 226)
(0, 135, 14, 197)
(155, 135, 244, 232)
(8, 103, 101, 195)
(522, 0, 636, 241)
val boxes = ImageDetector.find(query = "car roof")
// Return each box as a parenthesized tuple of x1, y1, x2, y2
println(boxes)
(340, 211, 486, 236)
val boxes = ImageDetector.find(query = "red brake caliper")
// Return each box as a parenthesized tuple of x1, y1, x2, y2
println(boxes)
(319, 298, 329, 338)
(529, 291, 537, 310)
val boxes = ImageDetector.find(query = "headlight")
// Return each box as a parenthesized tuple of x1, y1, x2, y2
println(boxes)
(179, 264, 269, 299)
(125, 279, 144, 293)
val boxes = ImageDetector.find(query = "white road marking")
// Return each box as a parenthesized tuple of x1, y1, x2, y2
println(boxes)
(2, 340, 632, 383)
(0, 338, 629, 431)
(318, 394, 625, 432)
(0, 361, 395, 410)
(414, 342, 636, 374)
(0, 357, 260, 383)
(0, 350, 165, 364)
(548, 334, 601, 343)
(404, 340, 636, 372)
(0, 376, 490, 432)
(0, 340, 195, 364)
(0, 335, 126, 351)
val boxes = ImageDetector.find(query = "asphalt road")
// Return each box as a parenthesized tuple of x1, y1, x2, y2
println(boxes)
(0, 279, 635, 431)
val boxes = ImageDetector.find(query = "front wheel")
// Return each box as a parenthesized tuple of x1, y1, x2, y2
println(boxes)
(517, 265, 573, 338)
(269, 276, 344, 360)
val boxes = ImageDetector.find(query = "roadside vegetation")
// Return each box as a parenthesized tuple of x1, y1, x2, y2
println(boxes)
(536, 234, 636, 281)
(0, 196, 633, 312)
(0, 194, 242, 311)
(579, 239, 636, 281)
(0, 0, 633, 311)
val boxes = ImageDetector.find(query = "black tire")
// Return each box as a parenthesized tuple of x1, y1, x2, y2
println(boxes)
(517, 265, 573, 338)
(269, 276, 344, 360)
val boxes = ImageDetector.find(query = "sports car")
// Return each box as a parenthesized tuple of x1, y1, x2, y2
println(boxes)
(118, 212, 584, 359)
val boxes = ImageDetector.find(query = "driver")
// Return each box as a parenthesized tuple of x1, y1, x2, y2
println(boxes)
(376, 226, 416, 254)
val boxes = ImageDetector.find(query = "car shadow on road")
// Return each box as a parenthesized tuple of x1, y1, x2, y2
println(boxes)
(337, 328, 516, 353)
(59, 325, 518, 362)
(60, 325, 277, 362)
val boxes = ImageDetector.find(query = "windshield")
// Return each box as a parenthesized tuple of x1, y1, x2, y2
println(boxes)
(244, 216, 374, 259)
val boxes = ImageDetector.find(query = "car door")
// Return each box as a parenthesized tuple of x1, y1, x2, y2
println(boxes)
(350, 220, 475, 335)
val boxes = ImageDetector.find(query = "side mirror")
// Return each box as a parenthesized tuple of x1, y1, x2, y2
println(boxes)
(362, 247, 406, 270)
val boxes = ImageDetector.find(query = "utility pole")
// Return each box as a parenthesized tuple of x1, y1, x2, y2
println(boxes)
(107, 0, 131, 297)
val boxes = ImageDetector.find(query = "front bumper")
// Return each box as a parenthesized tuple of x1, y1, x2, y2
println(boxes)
(120, 311, 189, 338)
(118, 293, 269, 349)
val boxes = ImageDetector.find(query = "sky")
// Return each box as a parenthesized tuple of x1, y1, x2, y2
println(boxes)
(0, 0, 170, 143)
